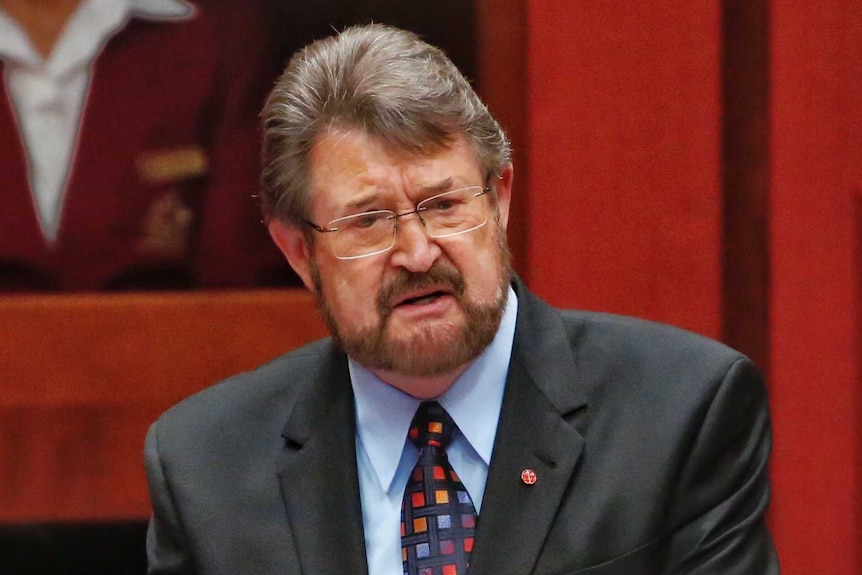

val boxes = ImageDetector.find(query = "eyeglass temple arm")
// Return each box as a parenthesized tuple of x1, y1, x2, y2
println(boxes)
(304, 220, 340, 233)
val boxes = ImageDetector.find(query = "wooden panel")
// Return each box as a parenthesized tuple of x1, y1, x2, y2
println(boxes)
(0, 405, 162, 521)
(1, 290, 324, 407)
(525, 1, 723, 338)
(0, 289, 326, 521)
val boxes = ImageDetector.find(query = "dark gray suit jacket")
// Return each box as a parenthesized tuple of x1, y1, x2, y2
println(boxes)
(145, 281, 778, 574)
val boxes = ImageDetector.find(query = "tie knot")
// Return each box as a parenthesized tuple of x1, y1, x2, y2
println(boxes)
(408, 401, 455, 450)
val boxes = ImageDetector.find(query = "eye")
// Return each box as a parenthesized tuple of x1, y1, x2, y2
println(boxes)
(425, 197, 463, 212)
(348, 211, 389, 229)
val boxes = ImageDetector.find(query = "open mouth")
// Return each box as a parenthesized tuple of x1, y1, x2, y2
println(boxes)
(398, 290, 449, 306)
(392, 288, 452, 308)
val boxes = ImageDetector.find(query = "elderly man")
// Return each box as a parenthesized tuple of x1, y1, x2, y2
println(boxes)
(145, 24, 778, 575)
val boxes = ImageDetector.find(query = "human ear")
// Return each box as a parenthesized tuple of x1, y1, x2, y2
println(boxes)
(268, 220, 315, 292)
(494, 163, 514, 230)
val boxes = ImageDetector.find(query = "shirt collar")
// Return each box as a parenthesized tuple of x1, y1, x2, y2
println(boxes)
(0, 0, 193, 70)
(128, 0, 196, 20)
(350, 285, 518, 494)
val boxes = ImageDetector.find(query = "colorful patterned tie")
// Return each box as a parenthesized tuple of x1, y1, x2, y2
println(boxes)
(401, 401, 477, 575)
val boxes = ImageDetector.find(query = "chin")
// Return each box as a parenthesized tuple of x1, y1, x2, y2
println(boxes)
(381, 324, 476, 376)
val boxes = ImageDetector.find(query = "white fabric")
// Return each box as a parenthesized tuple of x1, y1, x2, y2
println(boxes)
(0, 0, 193, 241)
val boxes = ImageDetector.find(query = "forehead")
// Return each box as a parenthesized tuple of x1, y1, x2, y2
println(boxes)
(308, 128, 483, 214)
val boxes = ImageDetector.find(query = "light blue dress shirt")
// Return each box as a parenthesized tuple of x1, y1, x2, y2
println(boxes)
(349, 287, 518, 575)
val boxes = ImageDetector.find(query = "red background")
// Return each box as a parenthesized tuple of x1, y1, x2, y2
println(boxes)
(0, 2, 858, 573)
(521, 2, 861, 573)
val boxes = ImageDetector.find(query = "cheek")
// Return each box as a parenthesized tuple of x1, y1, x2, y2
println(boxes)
(321, 265, 382, 322)
(449, 233, 505, 297)
(469, 260, 504, 298)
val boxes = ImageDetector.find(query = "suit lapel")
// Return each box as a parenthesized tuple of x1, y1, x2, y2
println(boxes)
(276, 346, 369, 575)
(273, 282, 587, 575)
(469, 282, 588, 575)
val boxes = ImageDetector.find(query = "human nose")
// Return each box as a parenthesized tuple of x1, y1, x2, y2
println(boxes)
(388, 211, 440, 272)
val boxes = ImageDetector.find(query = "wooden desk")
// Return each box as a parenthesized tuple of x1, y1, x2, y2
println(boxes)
(0, 289, 326, 522)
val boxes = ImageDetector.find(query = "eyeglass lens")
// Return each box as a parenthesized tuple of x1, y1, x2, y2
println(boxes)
(326, 186, 488, 259)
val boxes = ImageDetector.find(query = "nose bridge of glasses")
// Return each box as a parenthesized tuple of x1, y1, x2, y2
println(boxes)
(393, 205, 427, 227)
(388, 207, 440, 268)
(391, 206, 430, 250)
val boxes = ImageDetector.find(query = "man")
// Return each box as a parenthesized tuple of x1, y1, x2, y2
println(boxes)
(145, 24, 778, 574)
(0, 0, 292, 290)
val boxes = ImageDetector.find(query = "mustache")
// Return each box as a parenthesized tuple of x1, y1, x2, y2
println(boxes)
(377, 262, 465, 317)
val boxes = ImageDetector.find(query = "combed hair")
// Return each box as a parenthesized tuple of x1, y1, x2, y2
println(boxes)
(260, 23, 511, 226)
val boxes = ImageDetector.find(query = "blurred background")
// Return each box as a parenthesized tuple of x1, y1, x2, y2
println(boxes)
(0, 0, 858, 573)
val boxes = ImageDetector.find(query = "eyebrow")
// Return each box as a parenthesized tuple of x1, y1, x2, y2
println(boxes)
(343, 193, 382, 213)
(416, 177, 455, 196)
(340, 178, 457, 213)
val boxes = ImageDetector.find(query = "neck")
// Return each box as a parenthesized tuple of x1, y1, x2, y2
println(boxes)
(1, 0, 84, 58)
(371, 363, 472, 400)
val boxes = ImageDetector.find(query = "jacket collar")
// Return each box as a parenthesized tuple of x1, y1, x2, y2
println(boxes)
(277, 343, 369, 575)
(468, 277, 589, 574)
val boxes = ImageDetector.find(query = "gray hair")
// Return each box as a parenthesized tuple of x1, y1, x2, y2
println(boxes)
(260, 23, 511, 227)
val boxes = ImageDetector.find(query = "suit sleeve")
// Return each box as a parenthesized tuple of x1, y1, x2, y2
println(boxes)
(145, 421, 196, 575)
(663, 357, 780, 573)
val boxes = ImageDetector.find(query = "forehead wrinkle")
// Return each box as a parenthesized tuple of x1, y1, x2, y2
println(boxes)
(312, 130, 386, 216)
(310, 126, 375, 187)
(342, 187, 389, 213)
(416, 177, 455, 195)
(312, 130, 482, 220)
(344, 173, 452, 215)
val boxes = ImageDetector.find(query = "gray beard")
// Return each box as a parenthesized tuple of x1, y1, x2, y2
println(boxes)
(312, 258, 511, 377)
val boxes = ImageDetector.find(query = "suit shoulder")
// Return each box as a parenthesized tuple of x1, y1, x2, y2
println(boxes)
(562, 309, 743, 361)
(554, 309, 759, 395)
(152, 337, 334, 437)
(538, 309, 768, 449)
